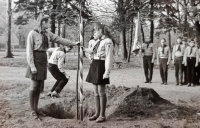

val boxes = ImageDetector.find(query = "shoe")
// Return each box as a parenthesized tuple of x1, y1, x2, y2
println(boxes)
(96, 116, 106, 123)
(51, 91, 60, 98)
(88, 115, 99, 121)
(176, 83, 179, 86)
(47, 92, 52, 97)
(191, 84, 195, 87)
(187, 83, 191, 87)
(149, 81, 152, 84)
(144, 81, 149, 83)
(161, 82, 164, 85)
(30, 111, 41, 121)
(179, 83, 182, 86)
(164, 82, 167, 85)
(37, 111, 46, 117)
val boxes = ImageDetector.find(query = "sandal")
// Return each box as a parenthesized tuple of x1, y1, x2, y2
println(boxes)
(96, 116, 106, 123)
(88, 115, 99, 121)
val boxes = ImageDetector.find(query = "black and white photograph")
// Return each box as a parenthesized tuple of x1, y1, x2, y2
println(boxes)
(0, 0, 200, 127)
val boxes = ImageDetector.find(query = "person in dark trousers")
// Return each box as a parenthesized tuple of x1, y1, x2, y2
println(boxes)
(141, 37, 155, 83)
(157, 38, 171, 85)
(47, 46, 72, 98)
(181, 38, 188, 85)
(172, 37, 185, 86)
(25, 13, 79, 120)
(84, 22, 114, 123)
(184, 40, 199, 87)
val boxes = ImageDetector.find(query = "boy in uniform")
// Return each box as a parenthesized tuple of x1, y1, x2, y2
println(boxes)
(172, 37, 185, 85)
(157, 38, 171, 85)
(184, 40, 199, 87)
(141, 37, 155, 83)
(47, 46, 72, 97)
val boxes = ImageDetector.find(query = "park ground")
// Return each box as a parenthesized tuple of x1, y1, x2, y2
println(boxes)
(0, 51, 200, 128)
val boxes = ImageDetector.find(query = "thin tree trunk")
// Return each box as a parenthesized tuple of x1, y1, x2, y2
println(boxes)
(150, 0, 154, 43)
(127, 19, 133, 63)
(5, 0, 13, 58)
(168, 29, 172, 50)
(50, 0, 57, 47)
(57, 21, 61, 47)
(118, 0, 127, 60)
(141, 24, 145, 43)
(61, 22, 66, 38)
(120, 28, 127, 60)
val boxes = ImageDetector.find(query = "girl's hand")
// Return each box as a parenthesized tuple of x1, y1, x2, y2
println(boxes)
(31, 67, 37, 74)
(32, 70, 37, 74)
(103, 74, 109, 79)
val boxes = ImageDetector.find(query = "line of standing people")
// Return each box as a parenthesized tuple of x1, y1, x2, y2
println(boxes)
(141, 37, 200, 86)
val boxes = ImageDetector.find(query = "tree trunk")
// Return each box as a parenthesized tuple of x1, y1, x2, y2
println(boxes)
(5, 0, 13, 58)
(50, 0, 57, 47)
(61, 22, 66, 38)
(118, 0, 127, 60)
(168, 29, 172, 51)
(150, 0, 154, 43)
(57, 21, 61, 47)
(141, 24, 145, 43)
(120, 28, 127, 60)
(127, 19, 133, 63)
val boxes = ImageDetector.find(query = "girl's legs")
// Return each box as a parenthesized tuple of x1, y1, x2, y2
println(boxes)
(29, 80, 40, 117)
(88, 84, 100, 120)
(96, 84, 107, 122)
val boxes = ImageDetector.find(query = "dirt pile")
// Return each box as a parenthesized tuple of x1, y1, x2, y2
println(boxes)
(41, 85, 197, 121)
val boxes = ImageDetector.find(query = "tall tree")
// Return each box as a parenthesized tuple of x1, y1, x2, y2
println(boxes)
(150, 0, 154, 42)
(5, 0, 13, 58)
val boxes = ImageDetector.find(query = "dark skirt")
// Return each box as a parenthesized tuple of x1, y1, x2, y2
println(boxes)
(25, 51, 47, 80)
(86, 60, 110, 85)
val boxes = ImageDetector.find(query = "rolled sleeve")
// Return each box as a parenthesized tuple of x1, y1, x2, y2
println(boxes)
(104, 40, 113, 76)
(48, 31, 76, 46)
(26, 31, 36, 71)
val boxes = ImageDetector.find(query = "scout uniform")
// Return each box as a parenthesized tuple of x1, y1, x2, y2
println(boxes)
(141, 42, 155, 83)
(157, 45, 171, 85)
(172, 43, 185, 85)
(184, 45, 199, 86)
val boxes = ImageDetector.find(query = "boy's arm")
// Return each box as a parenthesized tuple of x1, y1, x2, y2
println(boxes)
(183, 47, 188, 66)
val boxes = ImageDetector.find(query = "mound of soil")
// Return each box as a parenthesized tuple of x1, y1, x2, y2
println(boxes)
(40, 85, 197, 122)
(83, 85, 197, 121)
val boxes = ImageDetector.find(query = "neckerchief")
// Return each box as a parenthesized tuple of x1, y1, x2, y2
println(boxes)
(190, 46, 194, 55)
(34, 29, 49, 49)
(162, 44, 166, 54)
(177, 44, 181, 52)
(93, 39, 102, 54)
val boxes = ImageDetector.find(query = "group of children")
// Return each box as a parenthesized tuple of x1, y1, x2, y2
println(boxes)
(26, 12, 200, 123)
(142, 37, 200, 86)
(26, 13, 113, 123)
